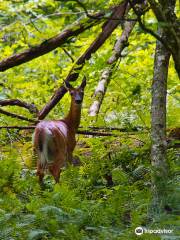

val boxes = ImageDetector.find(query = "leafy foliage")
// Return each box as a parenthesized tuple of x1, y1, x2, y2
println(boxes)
(0, 137, 179, 239)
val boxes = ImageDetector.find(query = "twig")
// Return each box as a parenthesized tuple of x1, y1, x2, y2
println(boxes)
(62, 48, 75, 62)
(72, 0, 139, 21)
(128, 0, 171, 51)
(72, 0, 96, 19)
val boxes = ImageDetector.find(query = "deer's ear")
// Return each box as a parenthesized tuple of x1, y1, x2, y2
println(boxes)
(80, 77, 86, 89)
(64, 81, 73, 90)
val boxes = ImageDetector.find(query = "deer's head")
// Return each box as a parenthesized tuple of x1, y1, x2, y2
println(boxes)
(64, 77, 86, 104)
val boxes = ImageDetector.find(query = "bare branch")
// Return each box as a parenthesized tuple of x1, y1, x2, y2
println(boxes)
(73, 0, 141, 21)
(0, 108, 37, 123)
(147, 0, 167, 22)
(0, 12, 104, 72)
(62, 48, 75, 62)
(0, 99, 39, 116)
(72, 0, 96, 19)
(85, 125, 147, 132)
(89, 65, 115, 116)
(0, 124, 147, 132)
(128, 0, 171, 51)
(0, 125, 114, 136)
(0, 125, 35, 130)
(108, 21, 136, 64)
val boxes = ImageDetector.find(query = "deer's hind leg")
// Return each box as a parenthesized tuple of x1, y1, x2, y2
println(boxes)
(68, 151, 81, 166)
(37, 161, 45, 184)
(49, 156, 65, 183)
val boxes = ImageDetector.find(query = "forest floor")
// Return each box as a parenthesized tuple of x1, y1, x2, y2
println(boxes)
(0, 134, 179, 240)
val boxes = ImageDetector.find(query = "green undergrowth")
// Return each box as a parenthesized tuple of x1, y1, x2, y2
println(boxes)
(0, 137, 179, 240)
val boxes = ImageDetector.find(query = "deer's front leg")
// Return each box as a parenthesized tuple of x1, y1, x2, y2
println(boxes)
(67, 151, 73, 164)
(68, 152, 81, 166)
(49, 165, 61, 183)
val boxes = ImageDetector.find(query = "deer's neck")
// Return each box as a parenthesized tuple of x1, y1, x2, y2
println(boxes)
(64, 100, 82, 131)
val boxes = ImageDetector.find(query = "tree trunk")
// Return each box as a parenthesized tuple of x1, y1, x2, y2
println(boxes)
(151, 26, 170, 211)
(148, 0, 180, 78)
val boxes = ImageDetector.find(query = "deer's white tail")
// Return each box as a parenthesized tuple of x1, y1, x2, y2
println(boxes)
(37, 128, 54, 167)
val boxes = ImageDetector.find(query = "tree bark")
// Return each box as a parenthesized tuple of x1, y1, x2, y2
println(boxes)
(148, 0, 180, 78)
(151, 26, 170, 211)
(108, 19, 136, 64)
(89, 66, 114, 117)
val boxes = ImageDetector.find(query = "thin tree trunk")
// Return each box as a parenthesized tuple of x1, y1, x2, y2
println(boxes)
(151, 26, 170, 211)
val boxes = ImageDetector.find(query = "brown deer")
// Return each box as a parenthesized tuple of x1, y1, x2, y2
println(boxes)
(33, 78, 86, 183)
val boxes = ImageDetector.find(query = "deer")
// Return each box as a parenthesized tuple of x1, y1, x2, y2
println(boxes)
(33, 78, 86, 184)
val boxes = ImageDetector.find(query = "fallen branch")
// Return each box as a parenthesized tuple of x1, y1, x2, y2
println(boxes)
(0, 99, 39, 116)
(107, 19, 136, 64)
(78, 130, 115, 136)
(0, 126, 178, 145)
(0, 125, 35, 130)
(85, 125, 147, 132)
(0, 125, 114, 136)
(89, 5, 137, 117)
(38, 1, 128, 120)
(0, 108, 37, 123)
(0, 12, 104, 72)
(0, 125, 147, 132)
(89, 65, 115, 116)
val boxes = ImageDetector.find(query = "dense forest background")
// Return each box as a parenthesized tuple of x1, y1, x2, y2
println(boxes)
(0, 0, 179, 239)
